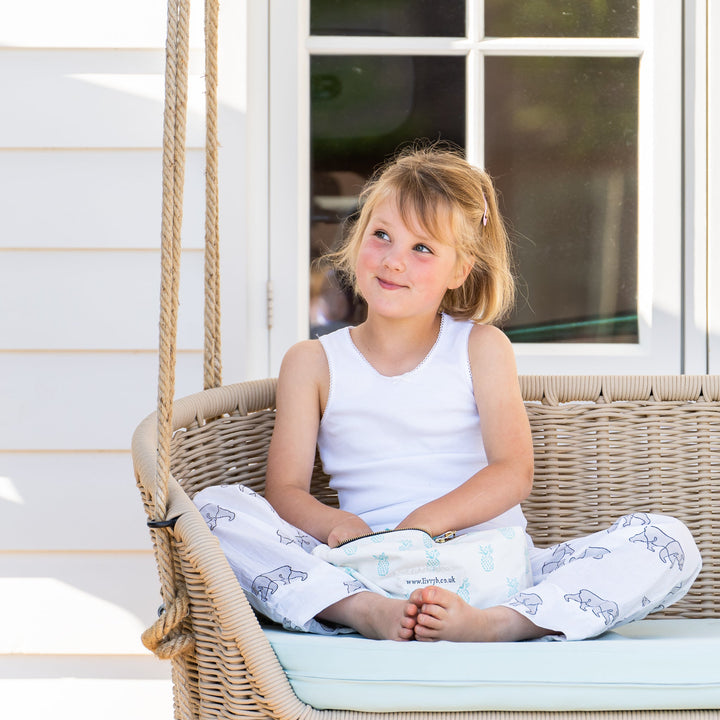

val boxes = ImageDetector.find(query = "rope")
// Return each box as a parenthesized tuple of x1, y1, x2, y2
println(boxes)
(147, 3, 199, 715)
(145, 14, 224, 720)
(147, 3, 197, 698)
(141, 588, 195, 660)
(154, 6, 190, 699)
(153, 0, 189, 569)
(147, 0, 223, 672)
(203, 0, 222, 389)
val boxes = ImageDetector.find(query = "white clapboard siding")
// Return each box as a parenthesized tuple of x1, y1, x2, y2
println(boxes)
(0, 453, 151, 551)
(0, 353, 203, 450)
(0, 3, 246, 716)
(0, 676, 173, 720)
(0, 553, 174, 717)
(0, 250, 204, 350)
(0, 150, 206, 250)
(0, 50, 206, 149)
(0, 553, 167, 654)
(0, 0, 205, 48)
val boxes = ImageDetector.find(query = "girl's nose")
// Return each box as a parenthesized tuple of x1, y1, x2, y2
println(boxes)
(383, 246, 406, 271)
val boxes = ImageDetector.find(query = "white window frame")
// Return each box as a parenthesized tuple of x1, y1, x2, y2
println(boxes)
(708, 0, 720, 373)
(248, 0, 689, 376)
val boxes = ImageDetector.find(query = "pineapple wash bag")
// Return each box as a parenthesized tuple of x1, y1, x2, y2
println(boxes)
(312, 527, 532, 609)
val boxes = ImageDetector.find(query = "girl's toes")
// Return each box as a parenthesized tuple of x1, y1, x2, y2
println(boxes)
(417, 611, 442, 629)
(414, 624, 439, 641)
(398, 626, 415, 640)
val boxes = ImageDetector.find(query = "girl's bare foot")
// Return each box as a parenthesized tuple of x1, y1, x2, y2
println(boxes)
(318, 591, 419, 641)
(409, 586, 555, 642)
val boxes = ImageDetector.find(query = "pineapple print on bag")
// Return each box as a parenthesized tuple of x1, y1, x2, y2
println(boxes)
(374, 552, 390, 576)
(479, 544, 495, 571)
(425, 548, 440, 568)
(314, 526, 532, 611)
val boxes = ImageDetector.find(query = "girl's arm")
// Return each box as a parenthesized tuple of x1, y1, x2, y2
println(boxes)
(395, 324, 534, 536)
(264, 340, 372, 547)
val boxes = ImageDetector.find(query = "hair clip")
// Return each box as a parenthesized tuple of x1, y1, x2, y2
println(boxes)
(482, 193, 489, 227)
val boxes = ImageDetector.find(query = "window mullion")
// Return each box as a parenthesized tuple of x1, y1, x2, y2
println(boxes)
(480, 37, 643, 57)
(465, 0, 483, 167)
(466, 48, 483, 168)
(468, 0, 483, 42)
(307, 36, 470, 56)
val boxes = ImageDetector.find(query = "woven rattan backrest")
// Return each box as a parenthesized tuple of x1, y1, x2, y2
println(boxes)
(169, 375, 719, 619)
(518, 376, 719, 618)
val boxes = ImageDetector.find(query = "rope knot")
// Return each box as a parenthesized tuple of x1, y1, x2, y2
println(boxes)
(141, 588, 195, 659)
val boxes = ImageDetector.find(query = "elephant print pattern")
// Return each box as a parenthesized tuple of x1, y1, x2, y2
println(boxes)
(198, 503, 235, 531)
(508, 592, 543, 616)
(501, 513, 701, 640)
(629, 525, 686, 570)
(251, 565, 309, 602)
(564, 589, 619, 626)
(276, 529, 315, 550)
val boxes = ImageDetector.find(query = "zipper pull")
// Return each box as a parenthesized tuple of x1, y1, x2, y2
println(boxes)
(433, 531, 456, 543)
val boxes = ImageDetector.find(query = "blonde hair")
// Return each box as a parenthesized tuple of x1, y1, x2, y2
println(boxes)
(328, 144, 515, 324)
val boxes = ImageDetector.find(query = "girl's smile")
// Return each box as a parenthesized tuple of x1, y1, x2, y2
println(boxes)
(376, 276, 407, 291)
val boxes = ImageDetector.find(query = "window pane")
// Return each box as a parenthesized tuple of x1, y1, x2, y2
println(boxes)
(485, 1, 638, 38)
(310, 55, 465, 335)
(485, 57, 639, 343)
(311, 0, 465, 37)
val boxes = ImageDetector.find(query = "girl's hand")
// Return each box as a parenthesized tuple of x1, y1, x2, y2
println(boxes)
(327, 514, 373, 548)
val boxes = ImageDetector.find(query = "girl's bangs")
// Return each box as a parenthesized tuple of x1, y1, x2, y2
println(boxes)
(394, 184, 456, 247)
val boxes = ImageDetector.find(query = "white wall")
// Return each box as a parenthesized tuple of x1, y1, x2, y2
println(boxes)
(0, 2, 247, 717)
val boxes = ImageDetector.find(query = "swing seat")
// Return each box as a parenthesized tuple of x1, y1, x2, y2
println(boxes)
(265, 619, 720, 712)
(132, 374, 720, 719)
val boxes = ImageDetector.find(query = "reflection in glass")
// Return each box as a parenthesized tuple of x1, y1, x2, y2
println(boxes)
(485, 0, 638, 38)
(311, 0, 465, 38)
(485, 57, 639, 343)
(310, 55, 465, 336)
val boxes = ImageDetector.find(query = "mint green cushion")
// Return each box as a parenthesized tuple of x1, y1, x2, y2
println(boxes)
(264, 619, 720, 712)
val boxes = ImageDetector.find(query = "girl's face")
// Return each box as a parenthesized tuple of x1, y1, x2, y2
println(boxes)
(355, 197, 470, 321)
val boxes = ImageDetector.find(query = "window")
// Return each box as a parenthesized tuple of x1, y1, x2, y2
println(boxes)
(258, 1, 684, 374)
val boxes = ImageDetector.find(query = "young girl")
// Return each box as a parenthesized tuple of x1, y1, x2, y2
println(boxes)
(194, 145, 701, 642)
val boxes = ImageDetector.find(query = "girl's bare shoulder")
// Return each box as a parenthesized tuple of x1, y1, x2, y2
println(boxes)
(467, 323, 519, 389)
(280, 338, 327, 374)
(278, 339, 328, 386)
(277, 339, 330, 409)
(468, 322, 513, 358)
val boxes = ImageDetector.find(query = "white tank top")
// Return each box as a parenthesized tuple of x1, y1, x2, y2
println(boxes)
(317, 314, 527, 533)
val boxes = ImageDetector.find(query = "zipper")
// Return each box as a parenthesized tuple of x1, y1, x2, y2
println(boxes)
(336, 528, 456, 548)
(433, 531, 457, 543)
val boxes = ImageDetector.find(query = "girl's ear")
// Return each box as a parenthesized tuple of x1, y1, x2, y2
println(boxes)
(449, 257, 473, 290)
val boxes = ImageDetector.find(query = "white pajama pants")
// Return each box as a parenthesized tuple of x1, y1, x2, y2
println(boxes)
(193, 484, 702, 640)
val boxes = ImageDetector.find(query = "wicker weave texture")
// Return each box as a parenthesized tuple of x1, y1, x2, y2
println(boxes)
(132, 375, 720, 720)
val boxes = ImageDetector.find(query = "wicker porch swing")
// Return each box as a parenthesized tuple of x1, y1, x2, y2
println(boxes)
(132, 1, 720, 718)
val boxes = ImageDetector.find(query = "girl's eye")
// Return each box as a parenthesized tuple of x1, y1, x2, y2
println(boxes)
(414, 243, 432, 254)
(373, 230, 390, 241)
